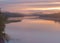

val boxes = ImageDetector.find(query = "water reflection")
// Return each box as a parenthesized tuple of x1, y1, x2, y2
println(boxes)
(39, 18, 60, 24)
(0, 9, 22, 43)
(1, 14, 60, 43)
(1, 11, 60, 43)
(5, 18, 60, 43)
(24, 16, 60, 24)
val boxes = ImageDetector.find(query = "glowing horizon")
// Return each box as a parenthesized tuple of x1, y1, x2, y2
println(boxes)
(1, 2, 60, 14)
(20, 7, 60, 10)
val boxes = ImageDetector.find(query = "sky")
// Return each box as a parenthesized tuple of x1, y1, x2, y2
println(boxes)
(0, 0, 60, 2)
(0, 0, 60, 14)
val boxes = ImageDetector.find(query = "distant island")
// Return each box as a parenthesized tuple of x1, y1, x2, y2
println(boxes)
(32, 12, 60, 18)
(29, 12, 60, 23)
(1, 11, 60, 23)
(0, 12, 24, 24)
(2, 12, 24, 18)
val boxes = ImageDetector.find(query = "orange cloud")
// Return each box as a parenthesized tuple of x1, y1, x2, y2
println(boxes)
(21, 7, 60, 10)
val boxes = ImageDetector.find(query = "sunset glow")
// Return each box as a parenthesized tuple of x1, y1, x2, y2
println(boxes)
(1, 1, 60, 14)
(1, 0, 60, 43)
(20, 2, 60, 5)
(21, 7, 60, 10)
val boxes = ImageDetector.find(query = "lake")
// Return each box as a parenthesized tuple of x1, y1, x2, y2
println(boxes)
(5, 18, 60, 43)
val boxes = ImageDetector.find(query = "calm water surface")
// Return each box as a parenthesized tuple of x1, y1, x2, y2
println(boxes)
(5, 19, 60, 43)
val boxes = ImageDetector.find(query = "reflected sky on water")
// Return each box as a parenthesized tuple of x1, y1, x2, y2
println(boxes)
(5, 19, 60, 43)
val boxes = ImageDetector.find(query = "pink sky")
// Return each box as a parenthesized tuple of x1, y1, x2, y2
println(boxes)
(0, 1, 60, 14)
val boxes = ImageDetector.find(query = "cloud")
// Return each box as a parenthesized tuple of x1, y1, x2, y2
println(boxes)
(1, 0, 60, 2)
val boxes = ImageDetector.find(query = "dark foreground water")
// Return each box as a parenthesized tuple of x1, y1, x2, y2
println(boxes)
(5, 18, 60, 43)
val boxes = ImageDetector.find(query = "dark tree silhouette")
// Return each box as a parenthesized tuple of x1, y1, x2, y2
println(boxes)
(0, 8, 7, 43)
